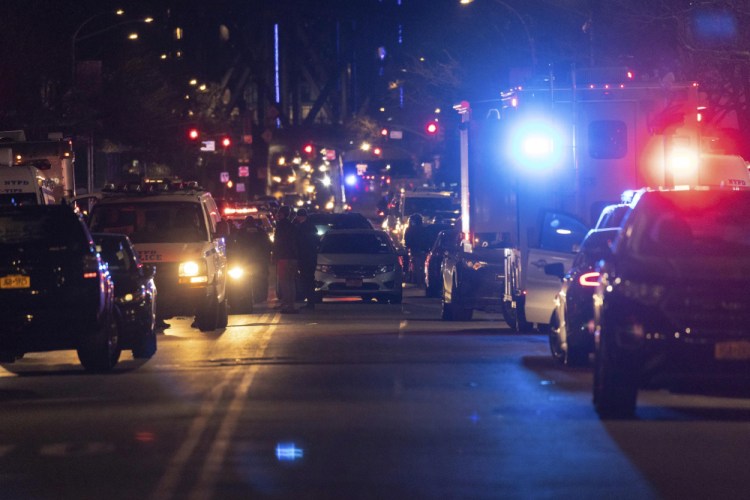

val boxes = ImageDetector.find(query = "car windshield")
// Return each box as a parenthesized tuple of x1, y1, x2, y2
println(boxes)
(90, 202, 208, 243)
(632, 191, 750, 257)
(403, 196, 456, 216)
(319, 232, 393, 254)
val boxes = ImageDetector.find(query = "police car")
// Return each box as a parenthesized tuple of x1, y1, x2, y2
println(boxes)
(88, 180, 228, 331)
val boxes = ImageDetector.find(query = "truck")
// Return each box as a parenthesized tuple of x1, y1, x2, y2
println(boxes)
(0, 130, 76, 204)
(442, 68, 750, 330)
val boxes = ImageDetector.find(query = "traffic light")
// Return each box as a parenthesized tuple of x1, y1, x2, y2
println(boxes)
(188, 128, 200, 140)
(221, 137, 231, 148)
(303, 143, 315, 156)
(373, 146, 382, 156)
(425, 121, 439, 136)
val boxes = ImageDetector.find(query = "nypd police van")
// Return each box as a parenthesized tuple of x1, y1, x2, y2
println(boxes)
(88, 180, 228, 331)
(0, 165, 58, 205)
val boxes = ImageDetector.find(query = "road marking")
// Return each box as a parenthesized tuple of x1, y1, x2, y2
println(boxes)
(151, 312, 279, 500)
(189, 313, 279, 500)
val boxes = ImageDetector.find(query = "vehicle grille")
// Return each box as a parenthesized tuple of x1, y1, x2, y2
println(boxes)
(661, 283, 750, 336)
(330, 265, 379, 278)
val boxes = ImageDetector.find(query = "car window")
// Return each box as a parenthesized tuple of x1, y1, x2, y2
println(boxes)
(319, 232, 394, 254)
(0, 209, 87, 251)
(631, 191, 750, 257)
(95, 238, 132, 272)
(90, 202, 208, 243)
(539, 212, 589, 252)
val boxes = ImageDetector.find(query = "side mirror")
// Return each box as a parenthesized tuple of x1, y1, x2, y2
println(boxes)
(544, 262, 565, 279)
(141, 264, 156, 279)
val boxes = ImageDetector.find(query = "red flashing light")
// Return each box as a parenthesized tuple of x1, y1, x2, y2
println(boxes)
(380, 128, 388, 136)
(188, 128, 199, 140)
(222, 137, 231, 147)
(578, 271, 600, 287)
(426, 122, 439, 135)
(373, 147, 382, 156)
(303, 144, 314, 155)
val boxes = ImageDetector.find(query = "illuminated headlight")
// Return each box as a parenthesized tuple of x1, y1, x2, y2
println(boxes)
(228, 265, 245, 280)
(287, 175, 297, 183)
(272, 176, 282, 183)
(316, 264, 334, 274)
(325, 201, 334, 210)
(377, 264, 396, 274)
(179, 260, 208, 284)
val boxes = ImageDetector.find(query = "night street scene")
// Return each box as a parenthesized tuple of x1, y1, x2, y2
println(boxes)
(2, 0, 750, 498)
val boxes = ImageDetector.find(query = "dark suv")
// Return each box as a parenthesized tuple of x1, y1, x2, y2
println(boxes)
(0, 205, 120, 371)
(593, 187, 750, 417)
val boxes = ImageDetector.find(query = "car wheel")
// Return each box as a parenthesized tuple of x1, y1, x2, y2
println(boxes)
(548, 312, 566, 365)
(195, 297, 220, 332)
(132, 318, 157, 359)
(593, 331, 638, 419)
(217, 297, 229, 328)
(78, 316, 121, 372)
(502, 298, 533, 332)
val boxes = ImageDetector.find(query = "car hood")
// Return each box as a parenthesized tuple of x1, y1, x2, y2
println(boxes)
(317, 253, 397, 266)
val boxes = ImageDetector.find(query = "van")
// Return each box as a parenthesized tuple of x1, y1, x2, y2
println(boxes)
(0, 165, 57, 205)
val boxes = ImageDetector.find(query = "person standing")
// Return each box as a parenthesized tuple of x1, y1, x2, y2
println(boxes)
(294, 208, 319, 310)
(239, 216, 272, 302)
(273, 206, 299, 313)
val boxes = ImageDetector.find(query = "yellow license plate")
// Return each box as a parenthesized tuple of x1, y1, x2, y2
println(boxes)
(0, 275, 30, 289)
(715, 341, 750, 361)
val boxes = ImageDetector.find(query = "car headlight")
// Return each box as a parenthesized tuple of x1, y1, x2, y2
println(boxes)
(179, 260, 208, 284)
(377, 264, 396, 274)
(316, 264, 333, 274)
(228, 265, 245, 280)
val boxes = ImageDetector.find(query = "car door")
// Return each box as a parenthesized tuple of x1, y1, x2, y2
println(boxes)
(524, 211, 589, 326)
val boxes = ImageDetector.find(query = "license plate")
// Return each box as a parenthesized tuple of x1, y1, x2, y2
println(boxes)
(345, 278, 363, 288)
(715, 341, 750, 361)
(0, 275, 30, 289)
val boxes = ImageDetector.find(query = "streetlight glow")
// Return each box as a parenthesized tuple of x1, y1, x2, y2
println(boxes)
(144, 17, 154, 23)
(128, 33, 138, 40)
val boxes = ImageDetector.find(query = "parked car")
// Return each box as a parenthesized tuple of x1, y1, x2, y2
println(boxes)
(93, 233, 157, 359)
(314, 229, 403, 303)
(592, 186, 750, 418)
(545, 228, 620, 366)
(0, 204, 120, 371)
(307, 212, 373, 238)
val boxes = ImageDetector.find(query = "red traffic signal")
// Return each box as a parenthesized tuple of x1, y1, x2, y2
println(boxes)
(188, 128, 200, 140)
(303, 143, 315, 155)
(425, 121, 439, 135)
(221, 137, 231, 147)
(373, 146, 382, 156)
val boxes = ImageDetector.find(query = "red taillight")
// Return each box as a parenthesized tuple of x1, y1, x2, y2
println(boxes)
(83, 255, 100, 279)
(578, 271, 600, 287)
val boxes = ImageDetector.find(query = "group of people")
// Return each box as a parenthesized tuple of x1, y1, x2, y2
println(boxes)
(228, 206, 318, 314)
(273, 206, 319, 313)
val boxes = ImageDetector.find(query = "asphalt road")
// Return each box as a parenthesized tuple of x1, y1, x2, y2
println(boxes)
(2, 286, 750, 499)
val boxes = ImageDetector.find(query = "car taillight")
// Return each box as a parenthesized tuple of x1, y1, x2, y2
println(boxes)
(83, 255, 100, 279)
(578, 271, 600, 287)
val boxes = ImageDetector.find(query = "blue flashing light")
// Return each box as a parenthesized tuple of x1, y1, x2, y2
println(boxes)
(275, 442, 304, 462)
(345, 174, 358, 186)
(506, 117, 566, 171)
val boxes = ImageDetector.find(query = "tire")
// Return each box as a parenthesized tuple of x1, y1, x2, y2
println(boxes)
(132, 323, 157, 359)
(78, 317, 121, 372)
(502, 298, 533, 333)
(195, 297, 220, 332)
(593, 332, 638, 419)
(217, 298, 229, 329)
(548, 312, 566, 365)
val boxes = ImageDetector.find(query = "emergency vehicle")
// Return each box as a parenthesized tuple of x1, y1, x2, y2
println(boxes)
(446, 68, 750, 330)
(88, 180, 229, 332)
(0, 165, 58, 205)
(0, 131, 75, 202)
